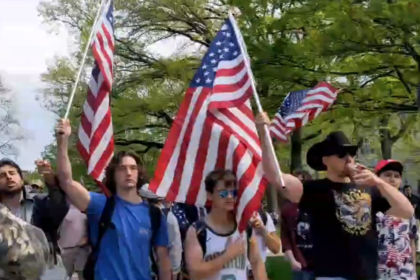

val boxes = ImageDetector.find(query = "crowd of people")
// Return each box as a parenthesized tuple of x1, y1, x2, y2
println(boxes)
(0, 113, 418, 280)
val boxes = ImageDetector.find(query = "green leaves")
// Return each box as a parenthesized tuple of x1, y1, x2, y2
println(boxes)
(38, 0, 420, 178)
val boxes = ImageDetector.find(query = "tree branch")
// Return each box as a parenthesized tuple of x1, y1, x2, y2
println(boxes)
(114, 124, 169, 135)
(115, 139, 164, 149)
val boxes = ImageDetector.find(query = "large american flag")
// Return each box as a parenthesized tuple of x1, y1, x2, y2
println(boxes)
(149, 16, 267, 231)
(77, 0, 114, 191)
(270, 82, 338, 142)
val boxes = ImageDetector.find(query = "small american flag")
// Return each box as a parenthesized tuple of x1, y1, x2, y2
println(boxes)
(77, 0, 114, 193)
(149, 15, 266, 231)
(270, 82, 338, 142)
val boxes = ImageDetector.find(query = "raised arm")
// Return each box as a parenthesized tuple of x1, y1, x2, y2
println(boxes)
(353, 169, 414, 219)
(255, 112, 303, 202)
(55, 119, 90, 212)
(185, 226, 244, 279)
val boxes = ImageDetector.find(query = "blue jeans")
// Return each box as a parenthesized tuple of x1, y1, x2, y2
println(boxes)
(293, 270, 315, 280)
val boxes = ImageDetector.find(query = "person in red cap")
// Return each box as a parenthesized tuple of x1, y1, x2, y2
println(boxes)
(375, 160, 418, 280)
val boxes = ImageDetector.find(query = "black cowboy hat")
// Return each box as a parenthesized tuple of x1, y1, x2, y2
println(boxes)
(306, 131, 358, 171)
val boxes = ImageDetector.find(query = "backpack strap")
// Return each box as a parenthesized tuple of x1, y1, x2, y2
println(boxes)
(83, 197, 115, 280)
(149, 204, 162, 275)
(94, 197, 116, 253)
(246, 224, 253, 258)
(193, 219, 207, 257)
(258, 207, 267, 226)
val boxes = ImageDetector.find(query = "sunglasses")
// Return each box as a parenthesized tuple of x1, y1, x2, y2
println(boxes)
(217, 189, 238, 198)
(328, 148, 357, 159)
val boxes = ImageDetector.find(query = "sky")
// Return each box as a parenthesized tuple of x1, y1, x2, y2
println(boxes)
(0, 0, 73, 171)
(0, 0, 186, 171)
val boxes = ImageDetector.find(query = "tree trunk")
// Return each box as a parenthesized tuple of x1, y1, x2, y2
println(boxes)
(290, 128, 303, 172)
(379, 117, 393, 159)
(265, 184, 278, 213)
(380, 130, 393, 159)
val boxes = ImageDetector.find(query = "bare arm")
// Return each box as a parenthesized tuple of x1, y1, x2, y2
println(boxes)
(255, 113, 303, 202)
(249, 236, 268, 280)
(411, 239, 417, 264)
(263, 231, 281, 254)
(284, 250, 296, 263)
(375, 180, 414, 219)
(56, 119, 90, 212)
(185, 227, 236, 279)
(156, 246, 172, 280)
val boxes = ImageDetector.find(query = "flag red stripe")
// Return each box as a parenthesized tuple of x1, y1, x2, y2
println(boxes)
(148, 88, 196, 192)
(185, 116, 215, 205)
(165, 89, 211, 201)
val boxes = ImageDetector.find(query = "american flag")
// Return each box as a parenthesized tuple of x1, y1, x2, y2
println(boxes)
(270, 82, 338, 142)
(77, 0, 114, 192)
(149, 16, 267, 231)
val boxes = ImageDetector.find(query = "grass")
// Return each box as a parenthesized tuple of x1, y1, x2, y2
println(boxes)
(266, 256, 420, 280)
(265, 256, 292, 280)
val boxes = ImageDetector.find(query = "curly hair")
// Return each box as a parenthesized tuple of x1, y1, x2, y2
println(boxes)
(104, 151, 148, 195)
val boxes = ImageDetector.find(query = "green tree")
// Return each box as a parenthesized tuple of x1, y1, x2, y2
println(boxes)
(38, 0, 420, 197)
(0, 76, 26, 157)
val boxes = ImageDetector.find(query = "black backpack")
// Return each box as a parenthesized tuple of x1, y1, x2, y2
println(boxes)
(192, 219, 253, 257)
(257, 207, 268, 226)
(83, 197, 162, 280)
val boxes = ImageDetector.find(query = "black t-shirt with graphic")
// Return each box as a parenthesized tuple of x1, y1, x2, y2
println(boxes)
(299, 179, 390, 280)
(295, 209, 314, 270)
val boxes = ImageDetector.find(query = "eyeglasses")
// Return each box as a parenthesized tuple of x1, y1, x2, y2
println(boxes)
(217, 189, 238, 198)
(332, 148, 357, 159)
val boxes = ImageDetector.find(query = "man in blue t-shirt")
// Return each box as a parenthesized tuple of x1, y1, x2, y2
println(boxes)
(55, 119, 172, 280)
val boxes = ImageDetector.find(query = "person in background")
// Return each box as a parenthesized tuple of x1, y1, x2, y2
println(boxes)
(375, 160, 418, 280)
(171, 202, 208, 280)
(55, 118, 172, 280)
(140, 186, 182, 280)
(247, 206, 280, 280)
(0, 159, 69, 280)
(403, 185, 420, 254)
(403, 185, 420, 215)
(30, 179, 44, 194)
(281, 170, 314, 280)
(58, 203, 89, 280)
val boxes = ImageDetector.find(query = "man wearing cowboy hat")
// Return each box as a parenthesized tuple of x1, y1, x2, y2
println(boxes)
(255, 112, 413, 280)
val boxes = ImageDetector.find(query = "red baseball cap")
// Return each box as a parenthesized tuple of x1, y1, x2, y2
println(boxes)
(374, 159, 403, 175)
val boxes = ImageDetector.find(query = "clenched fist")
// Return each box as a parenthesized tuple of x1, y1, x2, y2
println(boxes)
(55, 119, 71, 139)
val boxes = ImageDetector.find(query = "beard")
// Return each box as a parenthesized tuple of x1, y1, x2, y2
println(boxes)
(0, 185, 23, 197)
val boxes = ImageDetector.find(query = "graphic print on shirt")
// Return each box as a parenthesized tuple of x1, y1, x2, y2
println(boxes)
(202, 228, 248, 280)
(296, 210, 313, 250)
(377, 213, 417, 280)
(204, 250, 246, 270)
(333, 189, 372, 235)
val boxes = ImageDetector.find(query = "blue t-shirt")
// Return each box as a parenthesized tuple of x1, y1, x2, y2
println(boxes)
(87, 192, 169, 280)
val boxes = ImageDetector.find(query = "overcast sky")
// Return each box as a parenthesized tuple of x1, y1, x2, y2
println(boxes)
(0, 0, 185, 171)
(0, 0, 72, 171)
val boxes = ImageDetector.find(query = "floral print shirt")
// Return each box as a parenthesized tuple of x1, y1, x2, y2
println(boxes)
(377, 212, 418, 280)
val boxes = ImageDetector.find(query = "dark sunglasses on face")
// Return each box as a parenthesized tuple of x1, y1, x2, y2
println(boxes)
(217, 189, 238, 198)
(329, 148, 356, 159)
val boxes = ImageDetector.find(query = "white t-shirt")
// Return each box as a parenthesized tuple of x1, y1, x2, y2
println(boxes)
(250, 212, 276, 265)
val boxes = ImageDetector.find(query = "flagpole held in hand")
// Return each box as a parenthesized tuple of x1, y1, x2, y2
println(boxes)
(62, 0, 108, 122)
(228, 9, 286, 188)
